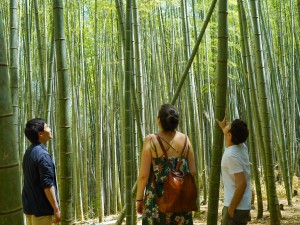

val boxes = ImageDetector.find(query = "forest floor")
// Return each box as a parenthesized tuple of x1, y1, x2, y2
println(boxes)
(193, 193, 300, 225)
(78, 179, 300, 225)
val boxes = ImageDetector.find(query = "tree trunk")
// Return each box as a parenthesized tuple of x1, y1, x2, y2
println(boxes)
(249, 0, 281, 223)
(237, 0, 263, 218)
(33, 0, 46, 101)
(9, 0, 20, 163)
(53, 0, 73, 224)
(206, 0, 228, 224)
(124, 0, 133, 223)
(0, 10, 24, 225)
(25, 0, 34, 118)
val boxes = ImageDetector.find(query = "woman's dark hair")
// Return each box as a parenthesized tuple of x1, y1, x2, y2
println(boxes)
(229, 119, 249, 145)
(25, 118, 45, 143)
(158, 104, 179, 131)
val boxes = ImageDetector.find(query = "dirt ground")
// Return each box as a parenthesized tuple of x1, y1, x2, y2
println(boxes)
(78, 180, 300, 225)
(192, 194, 300, 225)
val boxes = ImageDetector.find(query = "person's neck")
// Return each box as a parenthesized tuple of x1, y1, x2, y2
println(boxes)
(159, 130, 176, 135)
(225, 140, 234, 148)
(39, 139, 47, 145)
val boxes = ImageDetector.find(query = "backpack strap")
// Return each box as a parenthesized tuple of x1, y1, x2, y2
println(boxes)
(155, 134, 173, 170)
(180, 135, 188, 157)
(155, 134, 188, 171)
(149, 134, 159, 158)
(175, 135, 187, 171)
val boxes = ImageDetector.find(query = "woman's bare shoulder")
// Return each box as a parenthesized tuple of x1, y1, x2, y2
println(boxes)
(175, 131, 189, 140)
(144, 133, 156, 142)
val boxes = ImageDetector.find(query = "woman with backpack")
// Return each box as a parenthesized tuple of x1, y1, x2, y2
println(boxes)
(136, 104, 197, 225)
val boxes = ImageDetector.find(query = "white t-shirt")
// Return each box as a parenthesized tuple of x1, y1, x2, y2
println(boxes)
(221, 143, 251, 210)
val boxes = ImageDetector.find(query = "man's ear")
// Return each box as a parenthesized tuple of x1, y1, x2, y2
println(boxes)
(227, 132, 232, 138)
(157, 117, 161, 125)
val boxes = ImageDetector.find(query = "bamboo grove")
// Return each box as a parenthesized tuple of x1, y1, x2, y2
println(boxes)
(0, 0, 299, 225)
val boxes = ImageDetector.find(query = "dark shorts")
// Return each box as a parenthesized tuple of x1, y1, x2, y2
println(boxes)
(221, 206, 251, 225)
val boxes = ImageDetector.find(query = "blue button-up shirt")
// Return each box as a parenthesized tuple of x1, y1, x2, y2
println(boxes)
(22, 142, 59, 216)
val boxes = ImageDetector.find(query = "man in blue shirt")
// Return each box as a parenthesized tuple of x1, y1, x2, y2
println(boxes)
(22, 118, 60, 225)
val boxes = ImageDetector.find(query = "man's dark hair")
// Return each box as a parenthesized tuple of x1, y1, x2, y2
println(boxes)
(158, 104, 179, 131)
(229, 119, 249, 145)
(25, 118, 45, 143)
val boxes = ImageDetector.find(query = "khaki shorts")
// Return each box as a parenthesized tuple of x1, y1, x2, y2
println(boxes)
(221, 206, 251, 225)
(26, 214, 53, 225)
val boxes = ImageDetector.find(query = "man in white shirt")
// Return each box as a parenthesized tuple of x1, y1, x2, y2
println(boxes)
(217, 116, 251, 225)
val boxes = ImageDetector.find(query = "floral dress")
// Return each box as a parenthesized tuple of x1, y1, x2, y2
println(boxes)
(142, 153, 193, 225)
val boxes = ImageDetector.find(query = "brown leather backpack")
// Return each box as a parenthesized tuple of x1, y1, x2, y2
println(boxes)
(155, 134, 198, 213)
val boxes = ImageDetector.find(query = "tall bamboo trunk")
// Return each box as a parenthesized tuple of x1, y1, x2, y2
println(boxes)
(298, 0, 300, 26)
(180, 0, 201, 209)
(45, 32, 55, 122)
(260, 0, 293, 205)
(133, 0, 145, 145)
(25, 0, 34, 118)
(206, 0, 228, 224)
(242, 1, 268, 203)
(124, 0, 134, 223)
(77, 0, 89, 216)
(94, 0, 104, 221)
(237, 0, 263, 218)
(287, 0, 296, 188)
(171, 0, 217, 104)
(0, 10, 24, 225)
(53, 0, 73, 224)
(191, 0, 207, 204)
(33, 0, 46, 101)
(9, 0, 20, 162)
(249, 0, 281, 223)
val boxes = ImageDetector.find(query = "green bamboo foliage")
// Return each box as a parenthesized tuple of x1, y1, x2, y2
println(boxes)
(206, 0, 228, 224)
(171, 0, 217, 104)
(0, 11, 24, 225)
(53, 0, 73, 225)
(0, 0, 298, 223)
(249, 0, 281, 223)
